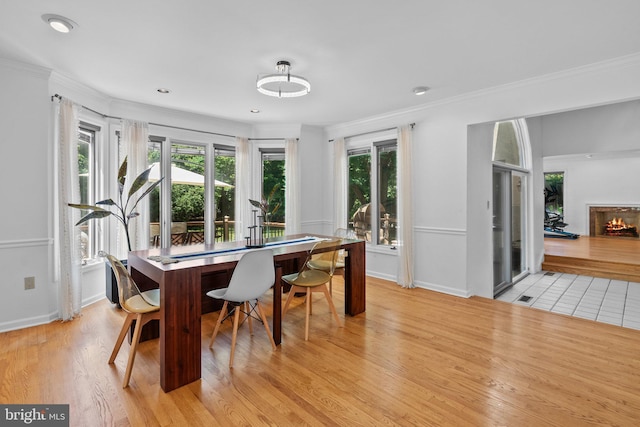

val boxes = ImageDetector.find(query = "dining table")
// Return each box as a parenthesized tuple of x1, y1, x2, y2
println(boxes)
(127, 233, 366, 392)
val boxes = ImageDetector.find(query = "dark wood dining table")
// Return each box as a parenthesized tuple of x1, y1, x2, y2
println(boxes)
(127, 234, 366, 392)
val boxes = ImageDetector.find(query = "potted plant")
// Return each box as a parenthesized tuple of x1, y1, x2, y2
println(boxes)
(69, 156, 163, 252)
(249, 183, 281, 239)
(69, 156, 163, 303)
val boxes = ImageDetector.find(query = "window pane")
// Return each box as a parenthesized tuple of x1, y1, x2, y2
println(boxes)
(77, 127, 93, 261)
(215, 151, 235, 242)
(262, 154, 285, 239)
(544, 172, 564, 216)
(493, 121, 521, 166)
(348, 152, 371, 242)
(148, 142, 161, 247)
(378, 146, 397, 245)
(171, 143, 205, 245)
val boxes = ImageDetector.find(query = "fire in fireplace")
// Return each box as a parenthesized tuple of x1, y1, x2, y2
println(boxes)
(604, 217, 639, 237)
(589, 206, 640, 239)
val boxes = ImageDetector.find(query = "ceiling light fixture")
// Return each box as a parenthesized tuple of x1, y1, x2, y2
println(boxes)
(41, 14, 77, 33)
(157, 88, 171, 94)
(250, 109, 260, 113)
(257, 60, 310, 98)
(412, 86, 429, 96)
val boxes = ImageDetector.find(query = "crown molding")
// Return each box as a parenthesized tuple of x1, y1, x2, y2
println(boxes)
(0, 56, 51, 78)
(49, 70, 111, 113)
(326, 52, 640, 138)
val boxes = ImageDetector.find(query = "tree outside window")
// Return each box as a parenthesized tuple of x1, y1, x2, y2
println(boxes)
(347, 140, 398, 246)
(261, 150, 286, 238)
(77, 124, 99, 261)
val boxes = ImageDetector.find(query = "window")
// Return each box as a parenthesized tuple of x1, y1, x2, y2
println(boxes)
(77, 122, 101, 262)
(348, 139, 397, 246)
(145, 139, 236, 247)
(493, 121, 522, 166)
(260, 149, 286, 238)
(214, 147, 236, 241)
(544, 172, 564, 216)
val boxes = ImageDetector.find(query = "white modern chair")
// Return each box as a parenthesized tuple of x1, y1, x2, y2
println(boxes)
(106, 254, 161, 388)
(206, 248, 277, 367)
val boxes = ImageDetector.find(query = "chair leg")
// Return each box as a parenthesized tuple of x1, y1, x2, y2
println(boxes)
(122, 313, 145, 388)
(245, 301, 253, 335)
(321, 285, 343, 327)
(229, 306, 242, 368)
(282, 285, 299, 316)
(109, 312, 136, 364)
(256, 301, 277, 350)
(305, 287, 311, 341)
(209, 301, 228, 348)
(329, 276, 333, 295)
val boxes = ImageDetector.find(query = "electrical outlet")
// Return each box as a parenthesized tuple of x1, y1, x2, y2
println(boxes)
(24, 276, 35, 290)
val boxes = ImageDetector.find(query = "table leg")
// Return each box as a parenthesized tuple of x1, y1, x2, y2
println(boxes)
(273, 265, 282, 345)
(160, 268, 202, 392)
(344, 242, 366, 316)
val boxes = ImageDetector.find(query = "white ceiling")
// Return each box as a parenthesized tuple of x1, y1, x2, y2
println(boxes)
(1, 1, 640, 127)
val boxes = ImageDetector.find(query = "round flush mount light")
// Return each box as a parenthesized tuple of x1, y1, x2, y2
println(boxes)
(257, 60, 310, 98)
(41, 14, 77, 33)
(250, 109, 260, 113)
(156, 88, 171, 94)
(412, 86, 430, 96)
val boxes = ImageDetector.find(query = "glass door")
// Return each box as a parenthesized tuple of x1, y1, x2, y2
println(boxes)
(493, 167, 527, 297)
(493, 169, 510, 296)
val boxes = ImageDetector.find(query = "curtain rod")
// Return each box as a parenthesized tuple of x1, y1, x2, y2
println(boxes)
(328, 123, 415, 142)
(51, 94, 297, 141)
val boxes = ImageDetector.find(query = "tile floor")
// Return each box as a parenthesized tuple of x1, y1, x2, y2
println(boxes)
(496, 271, 640, 331)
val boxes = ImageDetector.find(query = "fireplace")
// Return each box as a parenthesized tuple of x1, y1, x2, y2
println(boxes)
(589, 206, 640, 238)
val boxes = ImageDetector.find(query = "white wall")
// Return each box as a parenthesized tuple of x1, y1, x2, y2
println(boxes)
(541, 99, 640, 236)
(0, 59, 56, 330)
(544, 154, 640, 236)
(541, 99, 640, 157)
(328, 53, 640, 298)
(4, 52, 640, 331)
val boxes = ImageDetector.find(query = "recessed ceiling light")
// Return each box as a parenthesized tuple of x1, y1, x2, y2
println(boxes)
(41, 14, 77, 33)
(250, 109, 260, 113)
(412, 86, 429, 96)
(157, 88, 171, 94)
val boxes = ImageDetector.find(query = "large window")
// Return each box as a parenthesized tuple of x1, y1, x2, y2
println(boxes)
(146, 139, 236, 247)
(77, 122, 100, 262)
(348, 139, 397, 246)
(261, 149, 286, 238)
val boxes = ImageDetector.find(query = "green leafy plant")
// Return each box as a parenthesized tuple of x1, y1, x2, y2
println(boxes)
(249, 183, 281, 221)
(68, 156, 163, 252)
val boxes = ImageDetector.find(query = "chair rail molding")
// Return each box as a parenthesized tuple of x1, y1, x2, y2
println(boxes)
(0, 238, 52, 250)
(414, 225, 466, 236)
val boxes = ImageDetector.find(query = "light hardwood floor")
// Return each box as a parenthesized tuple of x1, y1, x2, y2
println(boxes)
(1, 276, 640, 426)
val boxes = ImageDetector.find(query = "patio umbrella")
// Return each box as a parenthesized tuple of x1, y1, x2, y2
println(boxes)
(148, 163, 233, 187)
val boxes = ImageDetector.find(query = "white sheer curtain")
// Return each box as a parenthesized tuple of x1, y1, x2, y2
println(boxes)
(120, 120, 149, 253)
(54, 99, 82, 320)
(333, 137, 348, 231)
(285, 138, 301, 234)
(234, 137, 250, 240)
(397, 125, 415, 288)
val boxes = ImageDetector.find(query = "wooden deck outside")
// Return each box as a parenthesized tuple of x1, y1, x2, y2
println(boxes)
(542, 236, 640, 282)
